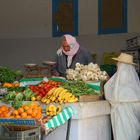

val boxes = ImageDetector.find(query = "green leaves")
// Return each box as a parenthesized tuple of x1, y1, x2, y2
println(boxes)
(60, 80, 98, 98)
(23, 88, 35, 101)
(0, 66, 16, 83)
(2, 87, 36, 102)
(11, 101, 22, 109)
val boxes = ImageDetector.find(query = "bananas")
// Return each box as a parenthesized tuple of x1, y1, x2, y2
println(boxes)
(46, 104, 62, 117)
(41, 87, 78, 104)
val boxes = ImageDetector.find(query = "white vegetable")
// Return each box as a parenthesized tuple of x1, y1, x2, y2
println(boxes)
(66, 63, 108, 82)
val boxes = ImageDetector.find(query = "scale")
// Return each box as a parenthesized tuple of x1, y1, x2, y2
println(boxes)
(24, 61, 56, 78)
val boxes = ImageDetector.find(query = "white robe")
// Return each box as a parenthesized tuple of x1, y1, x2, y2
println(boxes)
(104, 63, 140, 140)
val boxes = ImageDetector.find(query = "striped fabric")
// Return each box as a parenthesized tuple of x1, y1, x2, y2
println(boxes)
(44, 106, 73, 129)
(86, 81, 101, 93)
(19, 77, 48, 87)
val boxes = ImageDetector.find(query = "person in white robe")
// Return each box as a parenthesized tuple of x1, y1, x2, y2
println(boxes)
(104, 53, 140, 140)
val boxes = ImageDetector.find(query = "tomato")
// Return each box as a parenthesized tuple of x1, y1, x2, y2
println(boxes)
(29, 85, 35, 90)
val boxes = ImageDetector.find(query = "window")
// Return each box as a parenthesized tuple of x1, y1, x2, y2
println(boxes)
(52, 0, 78, 37)
(98, 0, 127, 34)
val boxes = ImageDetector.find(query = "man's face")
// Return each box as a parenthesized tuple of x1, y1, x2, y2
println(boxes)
(62, 37, 70, 52)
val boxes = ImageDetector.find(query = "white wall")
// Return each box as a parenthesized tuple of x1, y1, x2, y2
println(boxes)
(0, 0, 140, 70)
(0, 0, 52, 39)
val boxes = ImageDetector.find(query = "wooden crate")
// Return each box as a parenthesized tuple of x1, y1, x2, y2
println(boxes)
(79, 94, 100, 102)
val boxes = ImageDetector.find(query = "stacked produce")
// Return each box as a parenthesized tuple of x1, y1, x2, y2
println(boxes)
(41, 87, 78, 104)
(2, 81, 20, 87)
(11, 102, 42, 119)
(29, 80, 62, 97)
(60, 80, 98, 98)
(0, 102, 42, 119)
(0, 105, 10, 118)
(2, 88, 36, 102)
(66, 63, 107, 81)
(0, 66, 22, 84)
(46, 104, 62, 117)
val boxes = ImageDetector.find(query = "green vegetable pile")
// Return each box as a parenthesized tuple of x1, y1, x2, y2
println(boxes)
(60, 80, 99, 98)
(0, 66, 16, 83)
(2, 88, 36, 102)
(11, 101, 23, 109)
(7, 86, 26, 92)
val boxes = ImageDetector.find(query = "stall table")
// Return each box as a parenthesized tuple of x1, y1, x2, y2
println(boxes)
(42, 100, 111, 140)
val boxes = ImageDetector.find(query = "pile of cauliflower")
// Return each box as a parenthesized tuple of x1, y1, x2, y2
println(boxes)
(66, 63, 107, 82)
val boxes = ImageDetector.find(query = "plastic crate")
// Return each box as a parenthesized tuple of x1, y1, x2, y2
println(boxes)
(0, 126, 41, 140)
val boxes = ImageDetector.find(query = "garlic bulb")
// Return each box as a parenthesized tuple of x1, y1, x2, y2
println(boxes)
(66, 63, 108, 82)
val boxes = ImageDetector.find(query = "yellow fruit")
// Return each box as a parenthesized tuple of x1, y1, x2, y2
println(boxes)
(41, 98, 47, 103)
(52, 111, 56, 116)
(46, 99, 51, 104)
(36, 96, 42, 101)
(49, 112, 54, 117)
(56, 106, 62, 114)
(47, 88, 57, 96)
(46, 112, 50, 116)
(46, 106, 49, 112)
(49, 105, 56, 112)
(51, 96, 56, 102)
(31, 96, 36, 101)
(59, 100, 63, 104)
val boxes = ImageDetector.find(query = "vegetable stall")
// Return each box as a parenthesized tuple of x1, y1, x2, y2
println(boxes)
(0, 63, 112, 140)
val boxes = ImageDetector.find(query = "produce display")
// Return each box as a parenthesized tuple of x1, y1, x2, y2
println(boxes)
(41, 87, 78, 104)
(29, 80, 62, 97)
(2, 88, 36, 102)
(66, 63, 107, 81)
(46, 104, 62, 117)
(2, 82, 20, 87)
(0, 67, 22, 83)
(0, 63, 105, 134)
(60, 80, 98, 97)
(0, 102, 42, 119)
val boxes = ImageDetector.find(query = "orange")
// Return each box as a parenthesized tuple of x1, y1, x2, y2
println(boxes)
(3, 113, 10, 118)
(15, 115, 21, 119)
(24, 106, 29, 111)
(10, 115, 14, 118)
(27, 115, 32, 118)
(27, 109, 33, 115)
(30, 102, 38, 108)
(32, 109, 38, 115)
(14, 83, 20, 87)
(0, 105, 8, 112)
(18, 108, 24, 114)
(35, 113, 42, 119)
(38, 106, 42, 112)
(21, 112, 27, 118)
(32, 112, 37, 118)
(0, 110, 2, 114)
(13, 110, 19, 116)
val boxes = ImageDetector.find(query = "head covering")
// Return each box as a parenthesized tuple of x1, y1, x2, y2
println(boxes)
(112, 53, 136, 65)
(57, 34, 80, 67)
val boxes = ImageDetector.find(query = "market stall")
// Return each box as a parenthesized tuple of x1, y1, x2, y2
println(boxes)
(0, 63, 112, 140)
